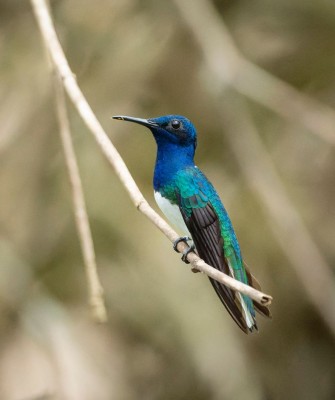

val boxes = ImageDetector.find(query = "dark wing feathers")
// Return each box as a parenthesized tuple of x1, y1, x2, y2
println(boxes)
(178, 194, 250, 333)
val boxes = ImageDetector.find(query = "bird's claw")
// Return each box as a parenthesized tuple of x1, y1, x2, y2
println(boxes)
(173, 236, 195, 264)
(173, 236, 192, 252)
(181, 244, 196, 264)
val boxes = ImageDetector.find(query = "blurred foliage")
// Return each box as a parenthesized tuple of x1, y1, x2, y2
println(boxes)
(0, 0, 335, 399)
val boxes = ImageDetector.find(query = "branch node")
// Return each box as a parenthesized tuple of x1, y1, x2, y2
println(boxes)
(261, 296, 273, 306)
(136, 198, 147, 211)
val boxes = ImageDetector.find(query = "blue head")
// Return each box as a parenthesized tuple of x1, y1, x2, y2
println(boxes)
(113, 114, 197, 148)
(113, 114, 198, 188)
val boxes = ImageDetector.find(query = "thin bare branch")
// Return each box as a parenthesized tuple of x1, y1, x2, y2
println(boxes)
(54, 76, 107, 323)
(30, 0, 272, 307)
(172, 0, 335, 146)
(173, 0, 335, 334)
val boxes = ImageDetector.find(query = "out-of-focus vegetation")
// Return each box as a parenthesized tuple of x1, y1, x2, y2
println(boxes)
(1, 0, 335, 399)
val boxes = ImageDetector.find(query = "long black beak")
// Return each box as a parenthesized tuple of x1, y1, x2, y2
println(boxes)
(112, 115, 158, 128)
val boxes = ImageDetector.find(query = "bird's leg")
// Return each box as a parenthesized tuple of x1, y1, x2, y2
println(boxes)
(173, 236, 196, 266)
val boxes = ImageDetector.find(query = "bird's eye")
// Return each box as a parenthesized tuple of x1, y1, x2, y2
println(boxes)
(171, 120, 181, 129)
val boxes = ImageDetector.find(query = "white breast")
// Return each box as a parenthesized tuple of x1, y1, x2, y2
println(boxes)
(154, 191, 191, 236)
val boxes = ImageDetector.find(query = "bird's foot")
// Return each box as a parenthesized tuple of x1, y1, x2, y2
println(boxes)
(173, 236, 195, 265)
(173, 236, 191, 252)
(181, 244, 196, 264)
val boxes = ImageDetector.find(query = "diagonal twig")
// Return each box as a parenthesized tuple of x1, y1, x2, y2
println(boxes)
(30, 0, 272, 307)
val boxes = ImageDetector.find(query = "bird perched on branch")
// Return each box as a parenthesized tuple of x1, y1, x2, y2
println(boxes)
(113, 114, 271, 333)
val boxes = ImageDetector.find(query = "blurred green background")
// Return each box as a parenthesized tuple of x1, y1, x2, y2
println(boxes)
(1, 0, 335, 399)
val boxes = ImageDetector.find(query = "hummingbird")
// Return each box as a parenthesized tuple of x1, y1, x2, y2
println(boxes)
(113, 114, 271, 333)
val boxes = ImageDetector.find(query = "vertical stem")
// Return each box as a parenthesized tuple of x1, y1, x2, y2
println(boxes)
(54, 76, 107, 322)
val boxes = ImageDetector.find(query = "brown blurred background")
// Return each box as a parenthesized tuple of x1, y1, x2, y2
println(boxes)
(0, 0, 335, 399)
